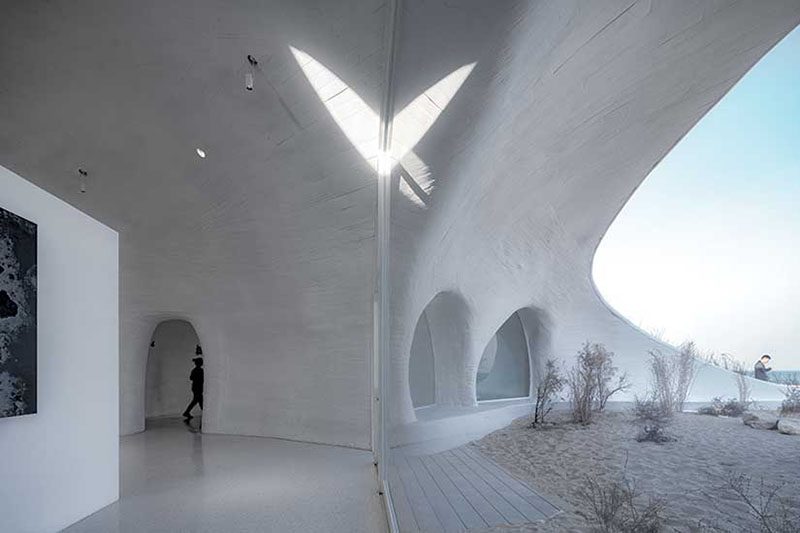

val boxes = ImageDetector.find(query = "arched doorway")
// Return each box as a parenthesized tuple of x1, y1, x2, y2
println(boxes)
(145, 319, 203, 422)
(476, 312, 530, 401)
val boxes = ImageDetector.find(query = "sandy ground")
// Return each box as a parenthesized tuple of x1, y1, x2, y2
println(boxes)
(473, 411, 800, 532)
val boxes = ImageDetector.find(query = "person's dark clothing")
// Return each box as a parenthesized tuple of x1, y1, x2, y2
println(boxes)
(754, 360, 771, 381)
(183, 392, 203, 416)
(183, 367, 204, 417)
(190, 367, 204, 393)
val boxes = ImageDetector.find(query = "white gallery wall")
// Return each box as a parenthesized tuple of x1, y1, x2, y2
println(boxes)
(0, 165, 119, 533)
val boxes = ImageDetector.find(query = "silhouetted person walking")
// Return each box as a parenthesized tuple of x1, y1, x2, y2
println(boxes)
(754, 354, 772, 381)
(183, 357, 204, 419)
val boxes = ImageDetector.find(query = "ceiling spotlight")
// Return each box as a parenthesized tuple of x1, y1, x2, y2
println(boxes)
(77, 167, 88, 193)
(245, 54, 257, 91)
(195, 148, 206, 158)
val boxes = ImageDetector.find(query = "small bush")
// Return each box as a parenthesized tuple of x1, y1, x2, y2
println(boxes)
(697, 397, 749, 417)
(579, 473, 666, 532)
(568, 343, 629, 425)
(736, 372, 752, 405)
(722, 473, 800, 533)
(569, 351, 597, 425)
(673, 342, 698, 412)
(648, 342, 698, 414)
(781, 386, 800, 417)
(531, 359, 564, 427)
(592, 345, 630, 412)
(632, 397, 674, 443)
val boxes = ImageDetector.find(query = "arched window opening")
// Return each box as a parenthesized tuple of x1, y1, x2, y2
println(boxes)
(477, 312, 530, 401)
(409, 311, 435, 408)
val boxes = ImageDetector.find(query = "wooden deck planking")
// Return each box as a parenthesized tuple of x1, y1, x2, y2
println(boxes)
(389, 460, 421, 532)
(428, 452, 508, 528)
(419, 455, 487, 530)
(438, 450, 528, 524)
(449, 448, 549, 522)
(460, 446, 560, 517)
(405, 455, 465, 532)
(390, 445, 560, 533)
(395, 454, 442, 532)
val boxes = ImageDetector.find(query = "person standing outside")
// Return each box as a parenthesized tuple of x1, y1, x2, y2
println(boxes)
(754, 354, 772, 381)
(182, 357, 204, 419)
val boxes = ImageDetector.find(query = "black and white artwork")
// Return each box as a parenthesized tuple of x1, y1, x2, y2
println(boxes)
(0, 206, 37, 418)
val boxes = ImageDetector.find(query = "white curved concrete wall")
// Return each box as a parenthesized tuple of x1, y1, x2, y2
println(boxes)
(0, 0, 385, 448)
(145, 320, 201, 418)
(387, 0, 800, 431)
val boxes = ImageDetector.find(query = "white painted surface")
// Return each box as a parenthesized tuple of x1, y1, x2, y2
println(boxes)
(64, 418, 388, 533)
(145, 320, 201, 418)
(387, 0, 800, 431)
(0, 165, 118, 533)
(0, 0, 384, 448)
(0, 0, 798, 460)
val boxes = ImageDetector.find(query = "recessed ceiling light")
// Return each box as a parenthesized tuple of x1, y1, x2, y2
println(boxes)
(195, 148, 206, 158)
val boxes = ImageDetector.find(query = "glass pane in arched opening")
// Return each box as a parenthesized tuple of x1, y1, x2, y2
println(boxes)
(477, 312, 530, 401)
(409, 311, 435, 408)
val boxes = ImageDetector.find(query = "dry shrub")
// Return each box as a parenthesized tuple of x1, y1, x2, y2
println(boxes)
(632, 397, 674, 443)
(531, 359, 564, 427)
(648, 342, 698, 414)
(697, 397, 749, 417)
(569, 352, 597, 425)
(703, 351, 740, 371)
(579, 472, 666, 532)
(722, 473, 800, 533)
(781, 386, 800, 417)
(595, 349, 631, 412)
(674, 341, 698, 412)
(569, 343, 630, 425)
(736, 373, 752, 405)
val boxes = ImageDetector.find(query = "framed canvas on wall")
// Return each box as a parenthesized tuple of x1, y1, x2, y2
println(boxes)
(0, 206, 37, 418)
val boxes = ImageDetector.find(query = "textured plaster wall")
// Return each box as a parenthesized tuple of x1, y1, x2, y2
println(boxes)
(0, 0, 385, 448)
(145, 320, 201, 418)
(0, 165, 118, 533)
(387, 0, 800, 429)
(1, 0, 798, 454)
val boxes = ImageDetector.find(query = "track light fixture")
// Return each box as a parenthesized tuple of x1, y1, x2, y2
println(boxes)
(246, 54, 257, 91)
(77, 167, 88, 193)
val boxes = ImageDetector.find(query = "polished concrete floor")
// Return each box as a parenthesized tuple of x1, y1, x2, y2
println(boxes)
(64, 418, 387, 533)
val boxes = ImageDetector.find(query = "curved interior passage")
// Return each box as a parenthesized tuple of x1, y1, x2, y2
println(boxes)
(409, 310, 435, 408)
(476, 312, 530, 401)
(145, 320, 201, 419)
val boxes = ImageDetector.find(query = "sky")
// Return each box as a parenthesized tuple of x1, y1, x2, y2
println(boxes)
(593, 27, 800, 369)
